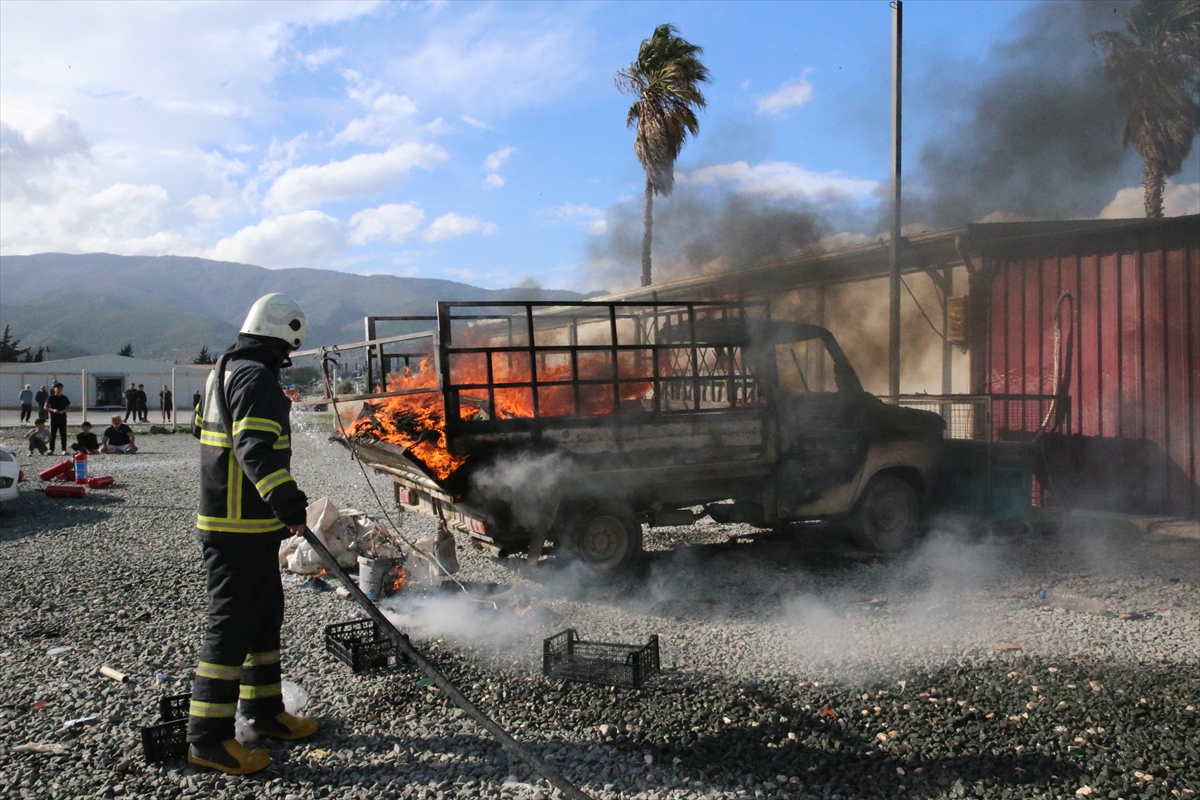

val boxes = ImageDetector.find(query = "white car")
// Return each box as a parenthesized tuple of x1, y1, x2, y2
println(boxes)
(0, 444, 21, 503)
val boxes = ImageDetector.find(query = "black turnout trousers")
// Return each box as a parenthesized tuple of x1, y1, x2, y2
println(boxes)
(186, 534, 286, 745)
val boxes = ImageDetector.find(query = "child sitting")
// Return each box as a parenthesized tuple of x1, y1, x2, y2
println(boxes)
(72, 421, 101, 454)
(26, 419, 51, 455)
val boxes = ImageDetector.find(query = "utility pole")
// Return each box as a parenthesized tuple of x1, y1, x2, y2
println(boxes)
(888, 0, 903, 400)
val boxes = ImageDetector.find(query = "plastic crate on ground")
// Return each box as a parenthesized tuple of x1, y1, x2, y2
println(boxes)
(325, 618, 405, 673)
(141, 693, 191, 764)
(542, 629, 660, 689)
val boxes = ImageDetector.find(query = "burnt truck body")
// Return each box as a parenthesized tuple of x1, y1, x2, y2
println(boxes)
(341, 301, 945, 572)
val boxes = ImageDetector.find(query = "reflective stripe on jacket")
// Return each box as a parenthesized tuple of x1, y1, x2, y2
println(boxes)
(194, 342, 307, 535)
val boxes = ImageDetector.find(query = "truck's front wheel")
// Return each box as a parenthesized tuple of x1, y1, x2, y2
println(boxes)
(558, 504, 643, 574)
(850, 474, 920, 553)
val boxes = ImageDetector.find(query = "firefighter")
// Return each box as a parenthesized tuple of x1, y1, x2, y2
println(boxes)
(186, 293, 317, 774)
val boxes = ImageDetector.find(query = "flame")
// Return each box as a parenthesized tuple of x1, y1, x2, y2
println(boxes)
(348, 344, 665, 480)
(391, 567, 406, 594)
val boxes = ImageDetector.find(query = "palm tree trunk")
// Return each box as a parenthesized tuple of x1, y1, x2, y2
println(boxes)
(1143, 160, 1165, 219)
(640, 177, 653, 287)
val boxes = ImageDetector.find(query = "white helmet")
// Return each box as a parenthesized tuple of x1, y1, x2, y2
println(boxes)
(241, 293, 308, 349)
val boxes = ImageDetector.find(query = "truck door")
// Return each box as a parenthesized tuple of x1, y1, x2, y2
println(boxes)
(772, 338, 870, 513)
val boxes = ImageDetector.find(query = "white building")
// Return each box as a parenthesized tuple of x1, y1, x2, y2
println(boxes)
(2, 355, 212, 413)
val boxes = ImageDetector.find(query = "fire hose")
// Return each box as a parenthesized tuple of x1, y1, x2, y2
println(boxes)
(299, 526, 590, 800)
(304, 348, 591, 799)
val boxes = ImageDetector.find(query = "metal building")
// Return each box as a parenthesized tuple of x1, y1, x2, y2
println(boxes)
(603, 214, 1200, 518)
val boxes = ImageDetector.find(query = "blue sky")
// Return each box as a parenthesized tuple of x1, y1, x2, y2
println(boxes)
(2, 1, 1195, 292)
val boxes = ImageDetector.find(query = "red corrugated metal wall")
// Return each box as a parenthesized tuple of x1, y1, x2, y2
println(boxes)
(980, 237, 1199, 518)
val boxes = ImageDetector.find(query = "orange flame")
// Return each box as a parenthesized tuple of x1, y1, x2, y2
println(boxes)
(349, 345, 663, 480)
(391, 567, 406, 594)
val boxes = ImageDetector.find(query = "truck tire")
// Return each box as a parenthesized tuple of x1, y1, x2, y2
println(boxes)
(850, 474, 920, 553)
(558, 504, 643, 575)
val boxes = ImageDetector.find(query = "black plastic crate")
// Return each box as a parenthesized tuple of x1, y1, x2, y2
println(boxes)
(158, 693, 191, 722)
(141, 693, 191, 764)
(325, 619, 405, 673)
(543, 629, 660, 689)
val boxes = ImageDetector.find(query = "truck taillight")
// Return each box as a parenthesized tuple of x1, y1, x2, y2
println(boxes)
(397, 487, 416, 505)
(467, 517, 487, 535)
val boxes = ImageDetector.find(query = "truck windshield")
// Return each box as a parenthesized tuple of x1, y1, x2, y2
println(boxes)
(775, 340, 839, 393)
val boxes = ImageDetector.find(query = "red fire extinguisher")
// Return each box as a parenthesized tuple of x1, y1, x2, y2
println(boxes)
(74, 451, 88, 484)
(87, 476, 115, 488)
(39, 460, 74, 482)
(44, 484, 86, 499)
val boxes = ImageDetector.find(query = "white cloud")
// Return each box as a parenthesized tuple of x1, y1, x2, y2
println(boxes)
(548, 202, 607, 234)
(1099, 181, 1200, 219)
(209, 211, 345, 267)
(422, 213, 497, 243)
(482, 173, 505, 190)
(484, 146, 517, 172)
(386, 7, 588, 115)
(302, 45, 343, 71)
(460, 116, 491, 130)
(756, 70, 814, 116)
(265, 143, 447, 211)
(332, 72, 447, 146)
(348, 202, 425, 245)
(0, 113, 91, 200)
(0, 180, 188, 256)
(677, 160, 879, 201)
(550, 202, 602, 221)
(186, 194, 244, 222)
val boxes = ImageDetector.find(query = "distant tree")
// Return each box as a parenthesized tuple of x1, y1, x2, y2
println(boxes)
(616, 23, 711, 286)
(1090, 0, 1200, 217)
(193, 345, 215, 365)
(118, 343, 135, 357)
(21, 346, 45, 363)
(0, 325, 31, 362)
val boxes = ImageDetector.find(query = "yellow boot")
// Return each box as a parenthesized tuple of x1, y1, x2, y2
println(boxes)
(253, 711, 318, 741)
(187, 739, 271, 775)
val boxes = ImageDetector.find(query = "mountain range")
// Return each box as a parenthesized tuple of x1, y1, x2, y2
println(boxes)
(0, 253, 590, 362)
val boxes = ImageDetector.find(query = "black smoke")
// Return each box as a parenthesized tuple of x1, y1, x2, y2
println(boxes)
(911, 0, 1142, 226)
(586, 187, 872, 289)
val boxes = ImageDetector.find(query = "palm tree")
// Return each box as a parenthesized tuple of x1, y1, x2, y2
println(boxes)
(1090, 0, 1200, 218)
(616, 24, 711, 286)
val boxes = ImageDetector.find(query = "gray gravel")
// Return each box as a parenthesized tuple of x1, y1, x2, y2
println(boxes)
(1, 413, 1197, 800)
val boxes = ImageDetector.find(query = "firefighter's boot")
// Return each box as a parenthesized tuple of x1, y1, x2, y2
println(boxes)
(187, 739, 271, 775)
(254, 711, 318, 741)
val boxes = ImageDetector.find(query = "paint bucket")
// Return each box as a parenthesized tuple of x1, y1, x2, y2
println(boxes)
(357, 556, 393, 601)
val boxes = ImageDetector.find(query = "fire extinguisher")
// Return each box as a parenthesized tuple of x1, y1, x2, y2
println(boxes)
(38, 460, 74, 482)
(74, 451, 88, 484)
(44, 484, 86, 499)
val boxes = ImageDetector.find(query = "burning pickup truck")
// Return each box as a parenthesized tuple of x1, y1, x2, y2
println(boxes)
(335, 301, 944, 573)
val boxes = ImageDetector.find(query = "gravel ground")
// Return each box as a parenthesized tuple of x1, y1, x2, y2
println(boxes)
(0, 414, 1197, 800)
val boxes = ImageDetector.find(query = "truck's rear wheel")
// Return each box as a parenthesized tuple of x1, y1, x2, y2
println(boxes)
(850, 474, 920, 553)
(558, 504, 643, 574)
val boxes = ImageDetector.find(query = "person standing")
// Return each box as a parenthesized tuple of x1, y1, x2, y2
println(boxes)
(35, 385, 49, 423)
(136, 384, 149, 422)
(18, 384, 34, 422)
(192, 389, 202, 412)
(123, 383, 138, 422)
(45, 382, 71, 454)
(186, 293, 316, 774)
(160, 384, 174, 424)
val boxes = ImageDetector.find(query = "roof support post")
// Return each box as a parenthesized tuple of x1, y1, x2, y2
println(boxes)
(888, 0, 903, 400)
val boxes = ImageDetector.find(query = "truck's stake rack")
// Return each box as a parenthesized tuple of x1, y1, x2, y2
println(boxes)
(298, 527, 591, 800)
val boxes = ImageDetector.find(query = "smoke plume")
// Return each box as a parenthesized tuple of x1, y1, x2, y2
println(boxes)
(912, 0, 1141, 226)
